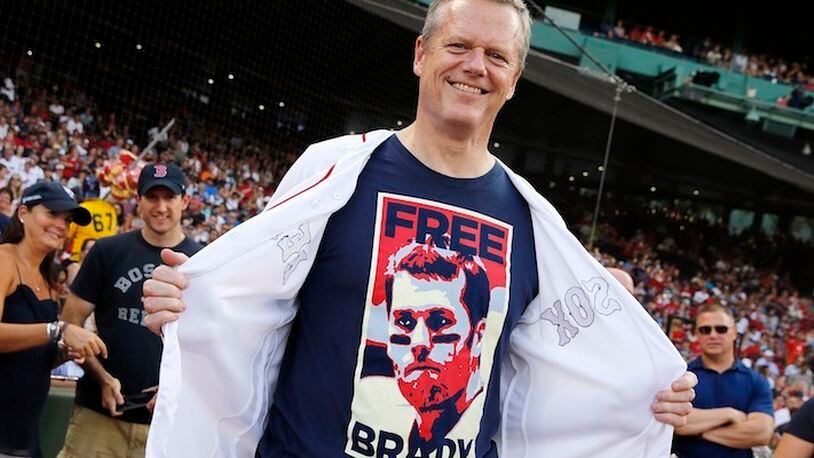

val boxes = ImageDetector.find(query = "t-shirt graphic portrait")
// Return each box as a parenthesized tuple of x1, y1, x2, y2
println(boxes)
(345, 193, 513, 458)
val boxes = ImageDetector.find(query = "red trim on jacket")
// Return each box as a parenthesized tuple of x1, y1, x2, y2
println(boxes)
(267, 164, 336, 211)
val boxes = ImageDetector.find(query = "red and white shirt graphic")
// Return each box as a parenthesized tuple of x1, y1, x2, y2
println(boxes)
(346, 193, 513, 457)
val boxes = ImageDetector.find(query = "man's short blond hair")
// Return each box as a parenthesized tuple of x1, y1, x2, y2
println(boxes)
(696, 304, 735, 327)
(421, 0, 533, 69)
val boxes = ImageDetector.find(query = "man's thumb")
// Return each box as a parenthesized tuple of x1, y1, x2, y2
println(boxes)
(160, 248, 189, 267)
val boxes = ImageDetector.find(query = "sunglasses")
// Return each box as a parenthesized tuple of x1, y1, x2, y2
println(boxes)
(697, 325, 729, 335)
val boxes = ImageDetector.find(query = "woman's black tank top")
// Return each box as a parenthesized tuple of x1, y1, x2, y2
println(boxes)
(0, 263, 57, 458)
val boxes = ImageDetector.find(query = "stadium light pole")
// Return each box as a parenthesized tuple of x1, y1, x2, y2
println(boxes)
(590, 84, 623, 248)
(525, 1, 635, 248)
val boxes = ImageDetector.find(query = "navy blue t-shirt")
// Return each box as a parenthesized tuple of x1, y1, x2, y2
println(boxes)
(71, 231, 202, 424)
(786, 397, 814, 443)
(672, 358, 774, 458)
(258, 135, 538, 457)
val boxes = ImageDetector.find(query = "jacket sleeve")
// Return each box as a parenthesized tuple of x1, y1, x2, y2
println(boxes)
(497, 208, 687, 458)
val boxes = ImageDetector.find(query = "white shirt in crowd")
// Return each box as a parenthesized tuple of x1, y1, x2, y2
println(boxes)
(21, 163, 44, 189)
(0, 154, 24, 175)
(736, 316, 750, 334)
(49, 103, 65, 116)
(756, 355, 780, 378)
(66, 117, 84, 135)
(225, 196, 240, 211)
(693, 289, 710, 304)
(775, 407, 792, 427)
(0, 78, 14, 102)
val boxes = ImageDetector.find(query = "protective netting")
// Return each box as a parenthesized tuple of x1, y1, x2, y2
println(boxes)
(2, 0, 812, 291)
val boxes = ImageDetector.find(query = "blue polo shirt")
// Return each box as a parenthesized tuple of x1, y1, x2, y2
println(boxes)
(672, 358, 773, 458)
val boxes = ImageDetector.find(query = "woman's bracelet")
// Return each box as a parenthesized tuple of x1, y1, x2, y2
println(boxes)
(57, 321, 68, 343)
(47, 321, 60, 342)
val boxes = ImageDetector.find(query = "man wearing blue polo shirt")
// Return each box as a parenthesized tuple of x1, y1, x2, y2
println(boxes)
(673, 304, 774, 457)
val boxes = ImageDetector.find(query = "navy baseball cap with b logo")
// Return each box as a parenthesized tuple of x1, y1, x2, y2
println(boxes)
(138, 163, 185, 196)
(20, 181, 92, 226)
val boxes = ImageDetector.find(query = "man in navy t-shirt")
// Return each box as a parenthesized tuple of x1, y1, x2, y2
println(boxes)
(258, 135, 537, 457)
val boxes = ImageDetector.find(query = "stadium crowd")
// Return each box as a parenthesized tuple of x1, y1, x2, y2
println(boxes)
(0, 76, 294, 262)
(597, 20, 814, 91)
(2, 71, 814, 453)
(587, 208, 814, 431)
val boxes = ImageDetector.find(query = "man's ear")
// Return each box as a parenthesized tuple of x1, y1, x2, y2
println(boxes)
(505, 69, 521, 101)
(413, 35, 426, 78)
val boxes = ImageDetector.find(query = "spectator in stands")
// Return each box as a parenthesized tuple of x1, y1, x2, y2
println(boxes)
(0, 181, 104, 458)
(706, 45, 723, 66)
(664, 34, 683, 53)
(787, 85, 814, 110)
(64, 192, 118, 264)
(66, 238, 96, 285)
(0, 78, 14, 103)
(0, 188, 11, 233)
(653, 30, 666, 47)
(732, 51, 749, 74)
(21, 156, 44, 189)
(778, 395, 804, 432)
(627, 25, 643, 43)
(0, 147, 23, 176)
(775, 397, 814, 457)
(81, 168, 100, 198)
(612, 20, 626, 39)
(598, 20, 614, 39)
(720, 48, 733, 69)
(673, 304, 774, 457)
(692, 37, 713, 60)
(640, 26, 656, 45)
(55, 265, 70, 309)
(608, 266, 635, 294)
(7, 174, 23, 204)
(58, 163, 201, 457)
(0, 187, 13, 218)
(785, 62, 805, 85)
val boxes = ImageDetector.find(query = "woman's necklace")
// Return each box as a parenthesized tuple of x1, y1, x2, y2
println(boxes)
(16, 249, 44, 293)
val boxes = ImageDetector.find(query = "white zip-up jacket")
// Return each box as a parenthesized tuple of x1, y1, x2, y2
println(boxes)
(146, 130, 686, 458)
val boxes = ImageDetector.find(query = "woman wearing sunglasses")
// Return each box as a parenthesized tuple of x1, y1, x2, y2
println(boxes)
(673, 303, 775, 458)
(0, 182, 108, 458)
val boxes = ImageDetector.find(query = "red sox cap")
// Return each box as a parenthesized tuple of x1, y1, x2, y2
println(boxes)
(138, 163, 185, 196)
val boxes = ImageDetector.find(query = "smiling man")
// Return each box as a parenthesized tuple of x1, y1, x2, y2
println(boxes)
(58, 163, 201, 458)
(143, 1, 696, 456)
